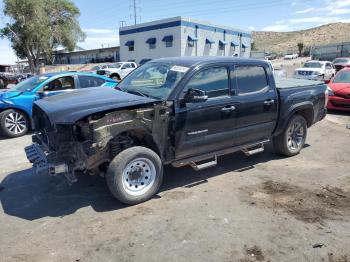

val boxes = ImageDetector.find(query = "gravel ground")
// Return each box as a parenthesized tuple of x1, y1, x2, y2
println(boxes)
(0, 112, 349, 262)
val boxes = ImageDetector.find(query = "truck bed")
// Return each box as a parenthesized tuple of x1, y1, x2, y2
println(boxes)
(275, 77, 324, 89)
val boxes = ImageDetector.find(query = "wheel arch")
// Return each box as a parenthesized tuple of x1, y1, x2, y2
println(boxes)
(108, 128, 162, 158)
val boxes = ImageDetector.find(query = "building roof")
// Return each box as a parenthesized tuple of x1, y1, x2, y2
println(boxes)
(149, 56, 265, 67)
(119, 16, 251, 37)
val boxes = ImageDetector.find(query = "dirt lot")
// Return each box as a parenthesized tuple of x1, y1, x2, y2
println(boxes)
(0, 112, 349, 262)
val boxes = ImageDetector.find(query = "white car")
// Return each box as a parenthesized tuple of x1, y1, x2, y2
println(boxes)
(284, 53, 298, 59)
(96, 62, 137, 81)
(294, 60, 335, 81)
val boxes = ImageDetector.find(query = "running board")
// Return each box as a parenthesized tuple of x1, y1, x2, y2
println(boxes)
(190, 156, 217, 171)
(171, 139, 270, 170)
(242, 143, 265, 156)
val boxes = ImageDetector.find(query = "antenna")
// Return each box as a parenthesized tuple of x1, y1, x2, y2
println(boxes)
(129, 0, 141, 25)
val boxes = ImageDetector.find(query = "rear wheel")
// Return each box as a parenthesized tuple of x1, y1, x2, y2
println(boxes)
(106, 146, 163, 205)
(0, 109, 29, 138)
(273, 115, 307, 156)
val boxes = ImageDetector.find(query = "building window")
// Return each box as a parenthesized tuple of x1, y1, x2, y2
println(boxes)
(231, 42, 238, 51)
(125, 40, 134, 52)
(187, 35, 197, 47)
(219, 40, 227, 51)
(146, 38, 156, 49)
(242, 44, 247, 53)
(205, 38, 215, 49)
(162, 35, 173, 48)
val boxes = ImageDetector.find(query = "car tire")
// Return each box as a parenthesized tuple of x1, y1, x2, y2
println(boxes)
(106, 146, 163, 205)
(0, 109, 29, 138)
(273, 115, 307, 157)
(111, 75, 121, 81)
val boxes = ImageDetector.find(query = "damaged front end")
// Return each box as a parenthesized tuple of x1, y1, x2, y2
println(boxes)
(25, 102, 171, 184)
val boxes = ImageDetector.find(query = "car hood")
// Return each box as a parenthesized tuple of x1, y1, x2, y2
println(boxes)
(295, 68, 322, 72)
(329, 83, 350, 93)
(34, 87, 158, 124)
(0, 90, 23, 100)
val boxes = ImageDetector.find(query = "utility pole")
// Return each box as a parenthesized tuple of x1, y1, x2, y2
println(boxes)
(129, 0, 140, 25)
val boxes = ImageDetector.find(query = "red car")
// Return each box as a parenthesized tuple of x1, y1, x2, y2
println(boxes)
(327, 68, 350, 111)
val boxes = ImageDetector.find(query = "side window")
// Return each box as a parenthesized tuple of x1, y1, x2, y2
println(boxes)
(326, 63, 332, 69)
(122, 63, 131, 69)
(130, 63, 136, 68)
(44, 76, 75, 91)
(185, 67, 229, 98)
(235, 65, 268, 95)
(78, 76, 105, 88)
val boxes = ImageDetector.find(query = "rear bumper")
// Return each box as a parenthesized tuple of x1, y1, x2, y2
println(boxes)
(327, 96, 350, 112)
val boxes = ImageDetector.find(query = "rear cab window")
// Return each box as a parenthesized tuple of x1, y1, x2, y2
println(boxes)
(232, 65, 269, 95)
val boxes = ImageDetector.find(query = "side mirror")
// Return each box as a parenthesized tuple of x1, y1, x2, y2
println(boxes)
(184, 88, 208, 103)
(36, 91, 49, 99)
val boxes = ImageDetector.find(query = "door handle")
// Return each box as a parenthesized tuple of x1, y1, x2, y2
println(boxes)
(264, 99, 275, 106)
(221, 105, 236, 112)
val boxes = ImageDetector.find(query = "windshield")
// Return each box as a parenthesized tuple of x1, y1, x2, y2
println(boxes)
(118, 62, 188, 99)
(333, 58, 350, 64)
(303, 62, 322, 68)
(333, 71, 350, 83)
(109, 63, 123, 68)
(10, 75, 48, 92)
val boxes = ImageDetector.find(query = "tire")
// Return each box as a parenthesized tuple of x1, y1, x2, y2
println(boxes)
(106, 146, 163, 205)
(273, 115, 307, 157)
(111, 74, 121, 81)
(0, 109, 29, 138)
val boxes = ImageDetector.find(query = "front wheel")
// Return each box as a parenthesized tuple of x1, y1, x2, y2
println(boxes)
(273, 115, 307, 157)
(0, 109, 29, 138)
(106, 146, 163, 205)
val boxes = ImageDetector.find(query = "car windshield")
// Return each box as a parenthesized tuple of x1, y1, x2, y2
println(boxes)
(92, 66, 101, 70)
(333, 58, 350, 64)
(109, 63, 123, 68)
(333, 71, 350, 83)
(118, 62, 188, 99)
(303, 62, 322, 68)
(9, 75, 48, 92)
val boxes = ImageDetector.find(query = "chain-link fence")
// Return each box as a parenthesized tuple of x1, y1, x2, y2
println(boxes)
(311, 42, 350, 61)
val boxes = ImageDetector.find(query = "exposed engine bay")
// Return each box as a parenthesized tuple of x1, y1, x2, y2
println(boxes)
(25, 102, 171, 183)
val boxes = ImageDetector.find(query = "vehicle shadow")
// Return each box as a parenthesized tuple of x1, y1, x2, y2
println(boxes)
(0, 143, 284, 221)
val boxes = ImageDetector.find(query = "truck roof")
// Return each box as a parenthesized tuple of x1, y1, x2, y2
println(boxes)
(151, 56, 268, 67)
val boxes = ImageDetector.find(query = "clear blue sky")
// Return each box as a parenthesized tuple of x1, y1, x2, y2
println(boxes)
(1, 0, 350, 63)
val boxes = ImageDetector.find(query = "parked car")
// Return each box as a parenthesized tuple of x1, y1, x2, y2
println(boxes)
(333, 57, 350, 72)
(265, 52, 277, 60)
(294, 60, 335, 81)
(96, 62, 138, 81)
(326, 68, 350, 111)
(25, 57, 327, 204)
(0, 72, 117, 138)
(284, 53, 298, 59)
(88, 65, 102, 74)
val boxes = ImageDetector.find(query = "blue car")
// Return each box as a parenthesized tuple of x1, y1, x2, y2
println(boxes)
(0, 72, 117, 138)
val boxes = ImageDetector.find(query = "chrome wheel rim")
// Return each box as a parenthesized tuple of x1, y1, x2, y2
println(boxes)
(5, 112, 27, 135)
(122, 158, 156, 196)
(287, 121, 305, 151)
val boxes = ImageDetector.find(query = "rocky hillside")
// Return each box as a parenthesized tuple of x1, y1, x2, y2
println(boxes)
(252, 23, 350, 53)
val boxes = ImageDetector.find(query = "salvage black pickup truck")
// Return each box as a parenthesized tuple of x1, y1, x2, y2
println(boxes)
(25, 57, 327, 204)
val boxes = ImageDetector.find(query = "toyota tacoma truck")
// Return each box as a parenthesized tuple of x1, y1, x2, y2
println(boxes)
(25, 57, 327, 204)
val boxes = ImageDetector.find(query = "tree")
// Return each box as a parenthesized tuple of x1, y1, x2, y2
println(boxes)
(1, 0, 85, 73)
(297, 42, 304, 57)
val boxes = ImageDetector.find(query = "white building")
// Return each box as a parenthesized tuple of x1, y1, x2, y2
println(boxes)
(119, 16, 252, 65)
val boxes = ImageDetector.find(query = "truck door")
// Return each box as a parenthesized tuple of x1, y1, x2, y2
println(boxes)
(229, 64, 278, 145)
(174, 65, 238, 159)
